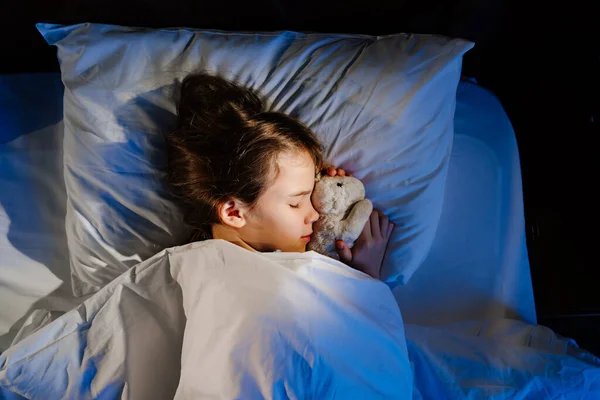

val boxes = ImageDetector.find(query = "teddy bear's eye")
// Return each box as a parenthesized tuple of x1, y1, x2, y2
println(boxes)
(337, 183, 344, 187)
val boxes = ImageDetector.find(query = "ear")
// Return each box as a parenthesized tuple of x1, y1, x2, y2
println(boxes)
(217, 199, 248, 229)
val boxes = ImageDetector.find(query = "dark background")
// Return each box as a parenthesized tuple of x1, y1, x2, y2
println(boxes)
(4, 0, 599, 354)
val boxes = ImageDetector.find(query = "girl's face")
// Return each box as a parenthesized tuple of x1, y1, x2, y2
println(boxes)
(239, 150, 320, 253)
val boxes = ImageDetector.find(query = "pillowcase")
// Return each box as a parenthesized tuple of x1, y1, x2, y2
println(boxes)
(38, 22, 473, 296)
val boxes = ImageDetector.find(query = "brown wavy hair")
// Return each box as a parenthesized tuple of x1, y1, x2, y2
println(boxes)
(164, 72, 324, 243)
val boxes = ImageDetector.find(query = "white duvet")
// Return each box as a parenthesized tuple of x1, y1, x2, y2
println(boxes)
(1, 240, 598, 399)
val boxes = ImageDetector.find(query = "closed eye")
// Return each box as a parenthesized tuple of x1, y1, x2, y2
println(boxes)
(290, 204, 300, 209)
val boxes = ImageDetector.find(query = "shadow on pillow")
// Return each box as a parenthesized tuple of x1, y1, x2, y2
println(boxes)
(65, 84, 190, 296)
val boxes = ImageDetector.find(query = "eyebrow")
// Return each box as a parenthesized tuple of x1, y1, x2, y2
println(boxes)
(288, 190, 313, 197)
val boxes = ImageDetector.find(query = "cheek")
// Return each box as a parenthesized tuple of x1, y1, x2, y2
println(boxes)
(279, 209, 303, 235)
(259, 203, 303, 238)
(261, 205, 294, 232)
(282, 210, 300, 227)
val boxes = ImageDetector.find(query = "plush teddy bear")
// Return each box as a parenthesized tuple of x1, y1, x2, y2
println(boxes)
(308, 174, 373, 260)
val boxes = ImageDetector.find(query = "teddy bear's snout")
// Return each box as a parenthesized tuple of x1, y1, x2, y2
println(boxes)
(337, 183, 343, 187)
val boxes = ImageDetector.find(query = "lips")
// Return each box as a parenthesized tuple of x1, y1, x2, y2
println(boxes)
(301, 232, 313, 238)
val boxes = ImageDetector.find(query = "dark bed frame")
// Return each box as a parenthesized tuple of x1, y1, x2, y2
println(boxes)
(4, 0, 599, 355)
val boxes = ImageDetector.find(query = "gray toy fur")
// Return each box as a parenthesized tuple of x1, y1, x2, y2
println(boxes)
(308, 174, 373, 259)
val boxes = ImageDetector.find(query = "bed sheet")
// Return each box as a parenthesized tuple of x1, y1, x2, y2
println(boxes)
(0, 73, 80, 351)
(393, 80, 537, 325)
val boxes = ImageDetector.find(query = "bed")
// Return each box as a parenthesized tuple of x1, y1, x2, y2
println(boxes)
(1, 72, 533, 345)
(0, 26, 598, 397)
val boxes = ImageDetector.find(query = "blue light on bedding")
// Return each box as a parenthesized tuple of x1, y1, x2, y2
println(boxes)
(0, 73, 76, 353)
(0, 73, 63, 144)
(394, 80, 537, 326)
(1, 241, 599, 399)
(406, 320, 600, 399)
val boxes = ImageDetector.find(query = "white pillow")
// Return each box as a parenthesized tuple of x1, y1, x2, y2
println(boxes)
(38, 22, 473, 296)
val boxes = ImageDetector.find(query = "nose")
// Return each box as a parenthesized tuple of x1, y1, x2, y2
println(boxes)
(306, 203, 319, 225)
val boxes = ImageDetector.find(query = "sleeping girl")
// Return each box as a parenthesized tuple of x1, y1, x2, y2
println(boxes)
(164, 72, 395, 280)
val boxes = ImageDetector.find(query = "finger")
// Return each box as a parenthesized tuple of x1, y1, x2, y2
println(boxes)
(348, 173, 353, 177)
(335, 240, 353, 264)
(337, 168, 346, 177)
(358, 218, 372, 242)
(370, 211, 381, 239)
(386, 222, 395, 238)
(326, 167, 336, 176)
(378, 211, 389, 235)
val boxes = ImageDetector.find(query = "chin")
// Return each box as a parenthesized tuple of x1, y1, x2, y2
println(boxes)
(288, 244, 307, 253)
(278, 240, 307, 253)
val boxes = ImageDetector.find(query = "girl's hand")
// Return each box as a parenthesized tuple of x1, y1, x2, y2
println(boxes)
(335, 210, 394, 280)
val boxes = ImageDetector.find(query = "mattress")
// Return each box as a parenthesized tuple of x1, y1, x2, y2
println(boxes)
(0, 74, 536, 352)
(393, 80, 537, 326)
